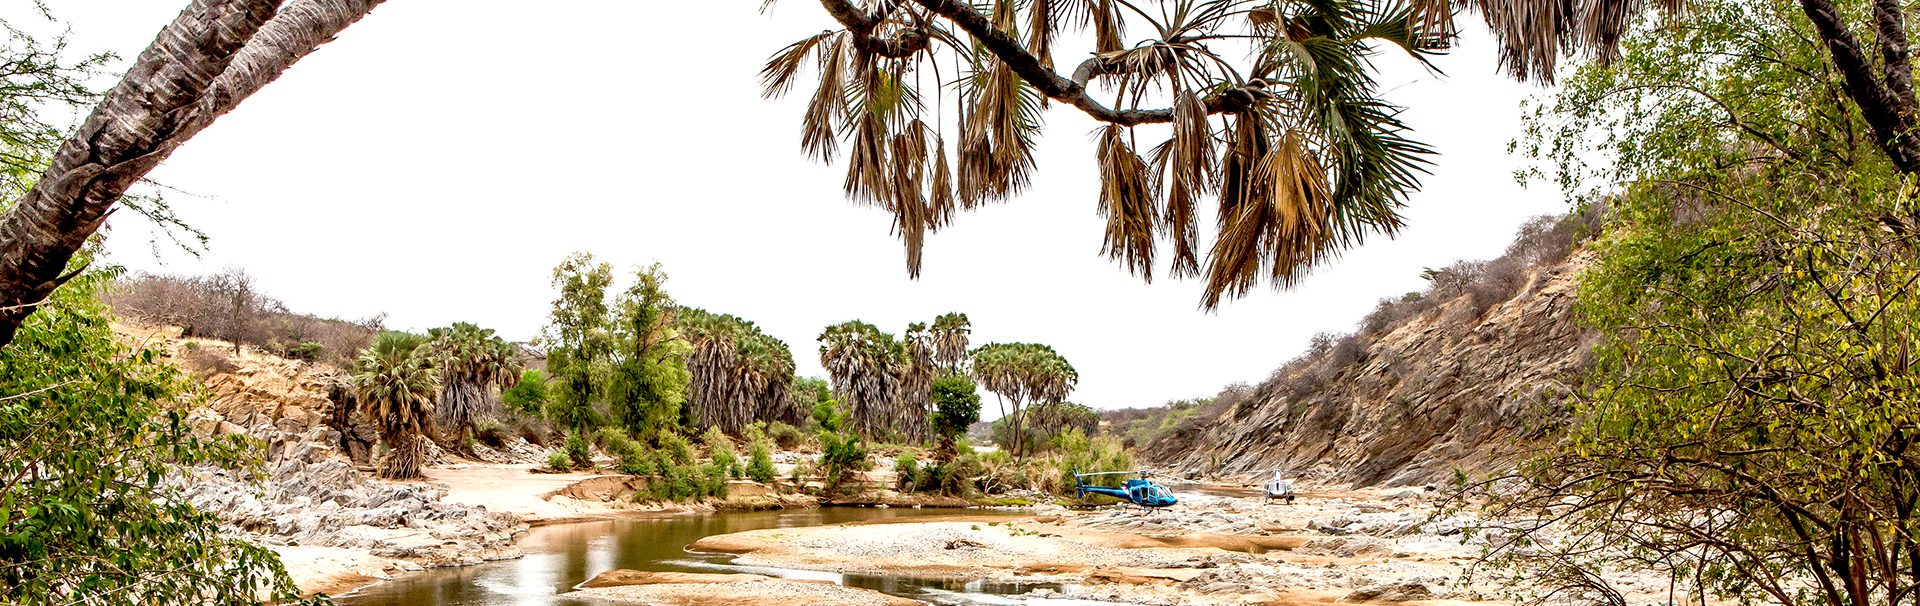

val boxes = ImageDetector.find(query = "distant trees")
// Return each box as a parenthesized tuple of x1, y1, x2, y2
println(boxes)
(679, 307, 799, 434)
(817, 314, 964, 443)
(353, 331, 437, 479)
(105, 270, 380, 364)
(971, 342, 1077, 460)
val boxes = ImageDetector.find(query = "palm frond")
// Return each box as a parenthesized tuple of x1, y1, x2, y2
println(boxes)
(1096, 125, 1160, 279)
(761, 30, 837, 99)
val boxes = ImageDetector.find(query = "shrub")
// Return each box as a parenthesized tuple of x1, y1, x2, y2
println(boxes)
(819, 430, 869, 489)
(565, 430, 592, 469)
(546, 450, 573, 471)
(767, 421, 805, 450)
(501, 369, 549, 416)
(617, 443, 656, 476)
(285, 341, 326, 362)
(658, 431, 696, 467)
(746, 437, 777, 483)
(701, 460, 731, 498)
(702, 426, 739, 478)
(895, 453, 920, 491)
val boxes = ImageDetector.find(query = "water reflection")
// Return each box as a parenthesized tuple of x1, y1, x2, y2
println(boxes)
(337, 508, 1025, 606)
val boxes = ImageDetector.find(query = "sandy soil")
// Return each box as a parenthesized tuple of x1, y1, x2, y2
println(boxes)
(426, 462, 649, 524)
(273, 546, 419, 598)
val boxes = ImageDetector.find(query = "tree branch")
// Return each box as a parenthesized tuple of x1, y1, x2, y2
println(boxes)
(1797, 0, 1920, 172)
(815, 0, 1265, 125)
(0, 0, 384, 349)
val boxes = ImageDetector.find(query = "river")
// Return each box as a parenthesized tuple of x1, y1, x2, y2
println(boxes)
(335, 507, 1081, 606)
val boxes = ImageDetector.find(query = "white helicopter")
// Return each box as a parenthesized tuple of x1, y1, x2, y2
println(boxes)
(1257, 469, 1296, 503)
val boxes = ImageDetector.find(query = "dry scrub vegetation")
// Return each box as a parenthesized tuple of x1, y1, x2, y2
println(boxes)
(103, 269, 381, 366)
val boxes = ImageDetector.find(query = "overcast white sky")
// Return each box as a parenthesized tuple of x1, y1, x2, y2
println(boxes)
(32, 1, 1564, 411)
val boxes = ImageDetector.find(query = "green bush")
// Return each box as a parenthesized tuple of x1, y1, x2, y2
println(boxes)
(747, 436, 778, 484)
(702, 426, 739, 478)
(546, 450, 573, 471)
(701, 460, 731, 498)
(819, 429, 869, 489)
(659, 431, 695, 466)
(286, 341, 326, 362)
(565, 429, 592, 469)
(895, 452, 920, 491)
(501, 369, 549, 416)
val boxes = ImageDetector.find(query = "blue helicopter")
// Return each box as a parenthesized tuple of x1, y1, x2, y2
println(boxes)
(1072, 469, 1179, 509)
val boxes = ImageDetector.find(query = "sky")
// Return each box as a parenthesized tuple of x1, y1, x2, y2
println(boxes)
(29, 1, 1565, 411)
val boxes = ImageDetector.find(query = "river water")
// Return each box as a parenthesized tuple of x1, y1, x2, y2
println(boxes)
(336, 507, 1075, 606)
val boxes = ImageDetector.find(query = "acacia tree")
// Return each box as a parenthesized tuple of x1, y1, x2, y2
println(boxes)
(929, 372, 982, 462)
(425, 322, 521, 450)
(544, 253, 614, 433)
(606, 264, 691, 441)
(353, 331, 437, 480)
(970, 342, 1077, 460)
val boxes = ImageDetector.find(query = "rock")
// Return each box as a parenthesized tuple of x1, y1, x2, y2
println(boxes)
(1345, 581, 1433, 602)
(1301, 536, 1394, 558)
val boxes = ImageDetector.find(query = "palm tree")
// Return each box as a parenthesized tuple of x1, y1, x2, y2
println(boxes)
(971, 342, 1078, 460)
(680, 307, 798, 434)
(425, 322, 521, 451)
(930, 312, 971, 373)
(764, 0, 1444, 308)
(819, 321, 899, 439)
(895, 323, 938, 443)
(354, 331, 438, 480)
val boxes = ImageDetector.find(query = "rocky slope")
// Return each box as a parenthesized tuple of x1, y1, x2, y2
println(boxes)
(1144, 249, 1596, 487)
(117, 325, 533, 582)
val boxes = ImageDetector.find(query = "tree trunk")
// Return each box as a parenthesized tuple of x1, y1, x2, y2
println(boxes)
(0, 0, 384, 349)
(379, 434, 426, 480)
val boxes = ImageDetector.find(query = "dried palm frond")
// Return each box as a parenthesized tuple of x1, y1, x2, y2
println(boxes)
(1096, 125, 1160, 279)
(958, 58, 1044, 205)
(1158, 90, 1216, 278)
(761, 30, 837, 99)
(800, 34, 850, 161)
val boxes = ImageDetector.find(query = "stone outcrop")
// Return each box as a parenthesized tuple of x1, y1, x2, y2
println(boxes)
(179, 427, 527, 567)
(117, 325, 535, 569)
(1144, 252, 1597, 487)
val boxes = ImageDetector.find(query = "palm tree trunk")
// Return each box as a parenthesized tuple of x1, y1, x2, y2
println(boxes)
(380, 434, 426, 479)
(0, 0, 383, 349)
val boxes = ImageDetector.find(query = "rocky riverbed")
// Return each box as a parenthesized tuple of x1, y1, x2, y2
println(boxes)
(643, 488, 1509, 606)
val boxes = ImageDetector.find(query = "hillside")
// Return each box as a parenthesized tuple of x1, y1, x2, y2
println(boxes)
(1139, 215, 1598, 487)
